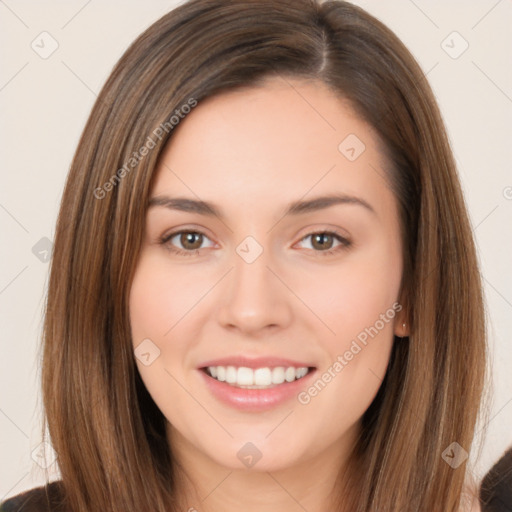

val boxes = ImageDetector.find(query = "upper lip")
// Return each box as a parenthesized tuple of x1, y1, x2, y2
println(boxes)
(198, 356, 315, 370)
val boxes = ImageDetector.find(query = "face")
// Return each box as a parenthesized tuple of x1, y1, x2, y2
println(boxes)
(129, 76, 406, 474)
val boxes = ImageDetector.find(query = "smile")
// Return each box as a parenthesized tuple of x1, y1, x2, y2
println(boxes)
(204, 365, 312, 389)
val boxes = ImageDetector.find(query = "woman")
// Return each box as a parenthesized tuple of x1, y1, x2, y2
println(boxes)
(0, 0, 488, 510)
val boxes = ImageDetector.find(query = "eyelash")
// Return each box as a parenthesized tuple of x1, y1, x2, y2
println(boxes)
(159, 229, 352, 257)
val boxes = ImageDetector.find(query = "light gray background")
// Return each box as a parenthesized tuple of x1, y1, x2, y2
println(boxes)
(1, 0, 511, 501)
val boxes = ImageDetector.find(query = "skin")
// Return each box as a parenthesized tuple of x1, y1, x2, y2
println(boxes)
(129, 75, 408, 512)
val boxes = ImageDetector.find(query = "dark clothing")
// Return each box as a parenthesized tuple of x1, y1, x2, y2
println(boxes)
(480, 448, 512, 512)
(0, 481, 66, 512)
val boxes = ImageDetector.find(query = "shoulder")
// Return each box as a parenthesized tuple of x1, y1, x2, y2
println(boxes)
(0, 481, 66, 512)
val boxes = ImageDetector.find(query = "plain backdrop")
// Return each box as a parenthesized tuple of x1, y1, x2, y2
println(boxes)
(1, 0, 511, 501)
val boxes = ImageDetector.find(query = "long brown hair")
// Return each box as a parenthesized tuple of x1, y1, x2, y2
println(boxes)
(40, 0, 487, 510)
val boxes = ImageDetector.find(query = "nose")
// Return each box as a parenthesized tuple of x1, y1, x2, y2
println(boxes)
(216, 246, 293, 336)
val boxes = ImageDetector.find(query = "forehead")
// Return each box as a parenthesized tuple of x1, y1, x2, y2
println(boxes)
(151, 76, 392, 214)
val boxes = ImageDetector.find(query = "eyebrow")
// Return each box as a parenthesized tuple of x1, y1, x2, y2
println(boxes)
(148, 193, 376, 219)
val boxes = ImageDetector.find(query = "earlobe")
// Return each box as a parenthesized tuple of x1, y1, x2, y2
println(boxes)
(394, 293, 409, 338)
(394, 319, 410, 338)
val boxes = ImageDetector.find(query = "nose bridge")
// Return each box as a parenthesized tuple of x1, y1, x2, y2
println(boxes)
(216, 236, 292, 332)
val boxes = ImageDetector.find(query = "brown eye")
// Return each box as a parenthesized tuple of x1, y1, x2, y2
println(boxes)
(178, 232, 203, 250)
(296, 230, 352, 256)
(160, 230, 215, 256)
(310, 233, 336, 250)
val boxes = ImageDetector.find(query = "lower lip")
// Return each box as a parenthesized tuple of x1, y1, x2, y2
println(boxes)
(198, 368, 316, 412)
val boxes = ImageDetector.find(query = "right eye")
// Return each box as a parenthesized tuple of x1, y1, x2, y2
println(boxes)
(160, 230, 216, 256)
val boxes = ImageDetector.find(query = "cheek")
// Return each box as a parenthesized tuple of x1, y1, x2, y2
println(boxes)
(128, 254, 206, 419)
(293, 254, 400, 437)
(292, 234, 402, 418)
(129, 253, 202, 398)
(299, 241, 402, 345)
(130, 266, 169, 343)
(129, 252, 213, 345)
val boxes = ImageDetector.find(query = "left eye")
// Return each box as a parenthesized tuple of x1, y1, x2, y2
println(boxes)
(296, 231, 351, 252)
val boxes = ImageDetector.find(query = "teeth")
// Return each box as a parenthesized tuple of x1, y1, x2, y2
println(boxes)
(217, 366, 226, 381)
(206, 365, 310, 388)
(285, 367, 296, 382)
(226, 366, 237, 384)
(255, 367, 271, 386)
